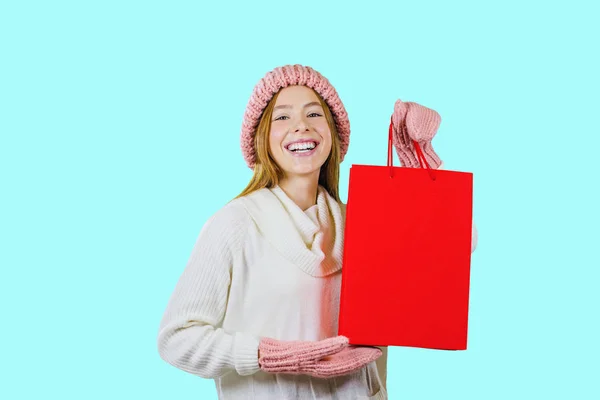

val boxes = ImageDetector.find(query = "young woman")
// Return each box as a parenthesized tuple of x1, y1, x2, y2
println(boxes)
(157, 64, 475, 399)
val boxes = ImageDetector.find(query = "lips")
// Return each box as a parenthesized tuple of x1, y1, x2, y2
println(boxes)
(285, 139, 319, 152)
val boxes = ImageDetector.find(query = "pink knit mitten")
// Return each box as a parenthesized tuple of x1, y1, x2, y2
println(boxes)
(258, 336, 381, 378)
(301, 345, 383, 379)
(392, 99, 442, 169)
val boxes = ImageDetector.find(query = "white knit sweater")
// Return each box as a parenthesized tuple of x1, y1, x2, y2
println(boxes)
(157, 184, 477, 399)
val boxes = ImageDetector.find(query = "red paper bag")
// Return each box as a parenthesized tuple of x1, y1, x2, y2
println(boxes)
(338, 119, 474, 350)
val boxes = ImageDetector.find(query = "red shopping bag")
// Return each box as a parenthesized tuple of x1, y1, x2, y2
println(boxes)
(338, 118, 474, 350)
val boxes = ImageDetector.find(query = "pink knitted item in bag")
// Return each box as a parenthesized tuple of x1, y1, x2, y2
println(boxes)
(241, 64, 350, 169)
(258, 336, 382, 378)
(392, 99, 443, 169)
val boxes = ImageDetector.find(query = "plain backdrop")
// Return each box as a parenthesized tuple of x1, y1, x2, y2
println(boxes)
(1, 1, 599, 399)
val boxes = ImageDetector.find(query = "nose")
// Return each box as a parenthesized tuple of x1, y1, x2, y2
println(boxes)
(294, 115, 310, 133)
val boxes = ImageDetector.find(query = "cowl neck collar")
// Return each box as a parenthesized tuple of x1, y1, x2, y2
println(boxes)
(239, 185, 345, 277)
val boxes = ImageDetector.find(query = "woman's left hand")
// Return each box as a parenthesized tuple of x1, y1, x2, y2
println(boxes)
(303, 345, 383, 379)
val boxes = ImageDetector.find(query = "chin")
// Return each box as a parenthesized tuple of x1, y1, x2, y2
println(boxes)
(285, 162, 325, 177)
(275, 151, 329, 178)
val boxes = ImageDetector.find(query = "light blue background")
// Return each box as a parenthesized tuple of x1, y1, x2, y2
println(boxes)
(1, 1, 598, 399)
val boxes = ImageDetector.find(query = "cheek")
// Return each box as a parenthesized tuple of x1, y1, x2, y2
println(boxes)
(321, 139, 333, 156)
(269, 128, 286, 152)
(316, 126, 333, 151)
(314, 120, 330, 136)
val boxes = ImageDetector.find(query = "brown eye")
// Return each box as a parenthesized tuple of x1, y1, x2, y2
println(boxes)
(308, 113, 322, 117)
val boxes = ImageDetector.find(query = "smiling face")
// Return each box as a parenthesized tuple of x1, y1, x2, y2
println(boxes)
(268, 85, 333, 179)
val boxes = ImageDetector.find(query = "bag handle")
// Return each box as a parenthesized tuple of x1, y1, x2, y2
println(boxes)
(388, 116, 437, 181)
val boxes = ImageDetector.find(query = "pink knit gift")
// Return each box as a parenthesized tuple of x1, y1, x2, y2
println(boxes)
(391, 99, 443, 169)
(240, 64, 350, 169)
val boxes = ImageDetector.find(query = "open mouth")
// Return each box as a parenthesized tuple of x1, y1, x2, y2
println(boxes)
(285, 141, 319, 153)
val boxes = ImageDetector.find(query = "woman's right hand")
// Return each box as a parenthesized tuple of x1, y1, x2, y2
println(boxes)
(257, 335, 382, 378)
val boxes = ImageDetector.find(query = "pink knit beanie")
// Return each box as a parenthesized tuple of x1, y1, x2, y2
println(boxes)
(240, 64, 350, 169)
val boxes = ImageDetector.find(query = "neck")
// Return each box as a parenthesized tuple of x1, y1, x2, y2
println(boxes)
(278, 172, 320, 211)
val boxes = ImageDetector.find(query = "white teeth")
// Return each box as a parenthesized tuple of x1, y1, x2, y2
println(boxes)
(288, 141, 317, 151)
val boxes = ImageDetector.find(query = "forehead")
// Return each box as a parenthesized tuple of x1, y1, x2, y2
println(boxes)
(274, 85, 319, 105)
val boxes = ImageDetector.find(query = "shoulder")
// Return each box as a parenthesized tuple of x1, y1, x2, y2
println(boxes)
(200, 188, 276, 235)
(230, 187, 282, 221)
(234, 187, 275, 208)
(195, 197, 255, 253)
(204, 197, 252, 231)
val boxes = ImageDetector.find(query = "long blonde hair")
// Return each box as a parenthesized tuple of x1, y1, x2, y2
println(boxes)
(235, 87, 341, 202)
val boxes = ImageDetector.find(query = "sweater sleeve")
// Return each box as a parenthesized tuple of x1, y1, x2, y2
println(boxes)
(156, 202, 260, 379)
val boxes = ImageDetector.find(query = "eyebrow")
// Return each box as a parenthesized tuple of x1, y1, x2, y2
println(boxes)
(274, 101, 321, 111)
